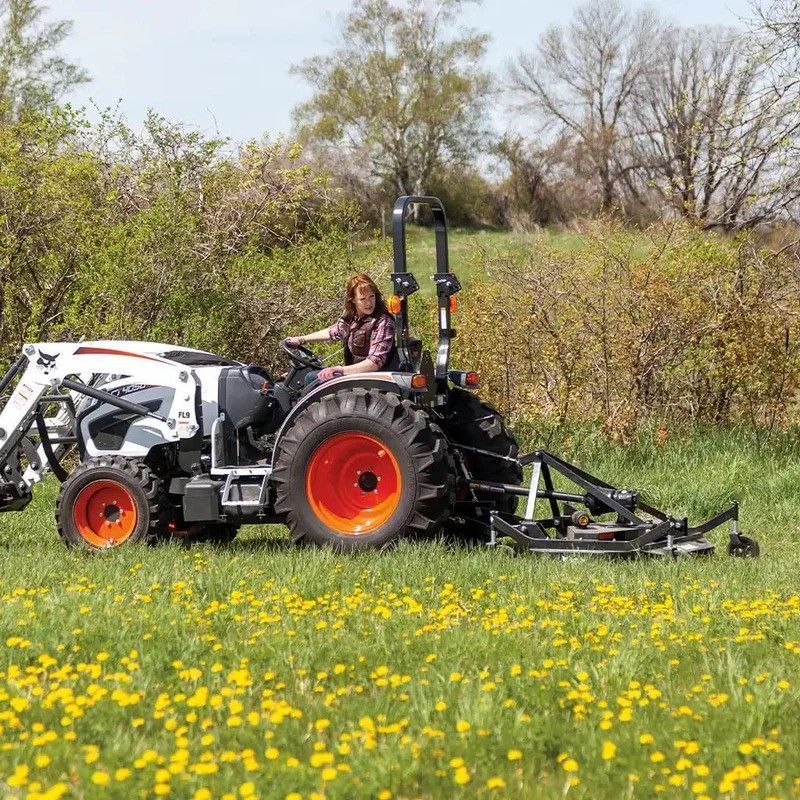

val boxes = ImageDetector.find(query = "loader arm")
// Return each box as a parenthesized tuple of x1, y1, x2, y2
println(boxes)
(0, 342, 203, 512)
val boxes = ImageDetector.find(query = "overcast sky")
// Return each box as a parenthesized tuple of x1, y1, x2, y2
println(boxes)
(52, 0, 754, 144)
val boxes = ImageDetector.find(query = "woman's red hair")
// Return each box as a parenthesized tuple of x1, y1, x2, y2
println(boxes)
(342, 273, 387, 321)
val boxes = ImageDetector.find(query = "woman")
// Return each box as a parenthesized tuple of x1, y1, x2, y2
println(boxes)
(285, 273, 395, 382)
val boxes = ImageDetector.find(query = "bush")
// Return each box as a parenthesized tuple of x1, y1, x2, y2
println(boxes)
(0, 107, 106, 364)
(0, 108, 363, 373)
(455, 221, 800, 439)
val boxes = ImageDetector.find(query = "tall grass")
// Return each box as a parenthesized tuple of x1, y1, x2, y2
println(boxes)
(1, 432, 798, 798)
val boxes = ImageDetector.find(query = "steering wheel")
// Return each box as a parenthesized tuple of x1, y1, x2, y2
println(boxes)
(280, 339, 325, 370)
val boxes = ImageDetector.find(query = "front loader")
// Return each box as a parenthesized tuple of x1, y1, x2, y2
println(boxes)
(0, 197, 759, 558)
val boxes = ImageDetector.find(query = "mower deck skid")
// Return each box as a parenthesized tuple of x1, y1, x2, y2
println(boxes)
(474, 449, 744, 558)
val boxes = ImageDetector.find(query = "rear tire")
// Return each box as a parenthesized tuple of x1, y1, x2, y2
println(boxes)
(446, 388, 522, 508)
(444, 388, 523, 537)
(273, 389, 454, 551)
(56, 457, 168, 550)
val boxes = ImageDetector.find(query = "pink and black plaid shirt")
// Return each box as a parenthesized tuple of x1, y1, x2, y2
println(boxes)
(328, 313, 395, 369)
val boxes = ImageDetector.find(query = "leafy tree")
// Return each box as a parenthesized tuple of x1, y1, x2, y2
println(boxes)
(291, 0, 491, 201)
(0, 0, 88, 120)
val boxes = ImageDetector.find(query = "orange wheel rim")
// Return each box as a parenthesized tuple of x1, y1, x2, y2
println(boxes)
(72, 480, 138, 547)
(305, 433, 402, 535)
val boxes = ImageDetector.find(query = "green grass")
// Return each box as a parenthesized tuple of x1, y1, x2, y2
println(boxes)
(1, 429, 799, 798)
(354, 225, 593, 299)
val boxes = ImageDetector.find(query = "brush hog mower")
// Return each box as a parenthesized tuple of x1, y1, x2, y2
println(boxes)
(0, 197, 758, 558)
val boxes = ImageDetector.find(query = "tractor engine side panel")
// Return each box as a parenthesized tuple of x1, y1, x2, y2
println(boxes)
(78, 385, 176, 458)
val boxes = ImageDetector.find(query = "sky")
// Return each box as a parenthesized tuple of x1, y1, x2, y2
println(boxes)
(51, 0, 755, 144)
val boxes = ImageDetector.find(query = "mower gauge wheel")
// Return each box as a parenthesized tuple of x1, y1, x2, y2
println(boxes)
(281, 340, 325, 370)
(728, 534, 760, 558)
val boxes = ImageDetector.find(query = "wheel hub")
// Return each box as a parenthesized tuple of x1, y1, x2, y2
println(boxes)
(72, 480, 138, 547)
(305, 433, 402, 535)
(357, 471, 379, 492)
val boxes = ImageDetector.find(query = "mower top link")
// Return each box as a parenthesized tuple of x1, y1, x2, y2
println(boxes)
(0, 196, 759, 558)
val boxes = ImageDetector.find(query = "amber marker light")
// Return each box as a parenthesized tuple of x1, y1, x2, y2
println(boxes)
(449, 296, 458, 312)
(388, 295, 402, 314)
(410, 374, 427, 390)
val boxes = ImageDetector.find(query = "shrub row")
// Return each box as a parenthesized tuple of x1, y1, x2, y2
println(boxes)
(453, 222, 800, 438)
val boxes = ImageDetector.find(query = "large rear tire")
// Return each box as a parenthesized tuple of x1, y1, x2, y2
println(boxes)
(444, 388, 523, 535)
(56, 457, 168, 550)
(273, 389, 454, 550)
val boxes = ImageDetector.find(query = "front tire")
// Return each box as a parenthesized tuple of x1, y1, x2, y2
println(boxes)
(56, 457, 168, 550)
(273, 389, 454, 550)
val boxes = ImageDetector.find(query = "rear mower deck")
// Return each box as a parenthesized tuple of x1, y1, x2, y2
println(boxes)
(466, 449, 758, 558)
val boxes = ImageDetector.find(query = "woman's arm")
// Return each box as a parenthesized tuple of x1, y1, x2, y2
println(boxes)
(285, 328, 332, 347)
(336, 358, 380, 376)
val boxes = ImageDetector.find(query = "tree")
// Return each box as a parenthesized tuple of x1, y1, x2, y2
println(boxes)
(635, 26, 800, 230)
(0, 0, 88, 120)
(291, 0, 491, 202)
(507, 0, 664, 211)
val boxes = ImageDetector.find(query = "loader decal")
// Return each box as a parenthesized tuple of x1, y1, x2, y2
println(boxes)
(36, 351, 58, 368)
(74, 346, 162, 362)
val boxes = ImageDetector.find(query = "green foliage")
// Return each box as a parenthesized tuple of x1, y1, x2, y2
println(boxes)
(0, 107, 364, 373)
(455, 221, 800, 437)
(0, 107, 104, 361)
(291, 0, 491, 198)
(0, 0, 89, 119)
(426, 165, 503, 228)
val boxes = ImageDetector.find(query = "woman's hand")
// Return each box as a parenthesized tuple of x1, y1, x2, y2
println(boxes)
(284, 336, 304, 348)
(317, 366, 344, 382)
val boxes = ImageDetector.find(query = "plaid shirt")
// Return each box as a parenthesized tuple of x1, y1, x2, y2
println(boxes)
(328, 313, 395, 369)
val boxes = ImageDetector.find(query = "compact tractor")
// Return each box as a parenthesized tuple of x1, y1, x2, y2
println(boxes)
(0, 197, 759, 557)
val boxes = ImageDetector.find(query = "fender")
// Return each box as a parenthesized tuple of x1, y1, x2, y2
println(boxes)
(270, 372, 422, 465)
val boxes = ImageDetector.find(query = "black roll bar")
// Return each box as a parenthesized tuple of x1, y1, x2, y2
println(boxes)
(391, 195, 460, 405)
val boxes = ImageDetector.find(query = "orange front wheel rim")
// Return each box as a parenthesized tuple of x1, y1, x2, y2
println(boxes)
(305, 433, 402, 535)
(73, 480, 138, 547)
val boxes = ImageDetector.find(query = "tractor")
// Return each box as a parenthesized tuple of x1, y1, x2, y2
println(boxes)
(0, 197, 758, 558)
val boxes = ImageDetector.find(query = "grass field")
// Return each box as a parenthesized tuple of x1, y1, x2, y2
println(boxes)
(1, 428, 799, 799)
(355, 224, 591, 298)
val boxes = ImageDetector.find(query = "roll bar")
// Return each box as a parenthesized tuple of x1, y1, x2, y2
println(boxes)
(391, 196, 461, 407)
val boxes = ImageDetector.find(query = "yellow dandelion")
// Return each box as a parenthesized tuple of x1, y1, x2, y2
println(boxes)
(453, 766, 471, 785)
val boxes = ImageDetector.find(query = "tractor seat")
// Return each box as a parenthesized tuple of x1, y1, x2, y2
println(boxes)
(218, 365, 276, 430)
(384, 337, 423, 372)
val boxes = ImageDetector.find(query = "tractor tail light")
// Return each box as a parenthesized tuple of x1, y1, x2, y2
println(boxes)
(448, 370, 480, 389)
(388, 295, 402, 314)
(410, 374, 427, 390)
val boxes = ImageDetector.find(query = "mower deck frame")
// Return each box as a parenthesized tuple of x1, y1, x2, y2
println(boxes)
(469, 449, 743, 558)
